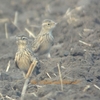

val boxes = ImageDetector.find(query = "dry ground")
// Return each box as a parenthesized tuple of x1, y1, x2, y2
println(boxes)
(0, 0, 100, 100)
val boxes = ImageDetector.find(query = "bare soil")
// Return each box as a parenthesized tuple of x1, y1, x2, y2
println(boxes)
(0, 0, 100, 100)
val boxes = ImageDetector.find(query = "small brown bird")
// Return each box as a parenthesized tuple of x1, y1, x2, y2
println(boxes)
(15, 35, 37, 78)
(32, 19, 57, 58)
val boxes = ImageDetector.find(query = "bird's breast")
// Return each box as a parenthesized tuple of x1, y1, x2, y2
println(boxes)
(15, 50, 31, 73)
(38, 33, 53, 54)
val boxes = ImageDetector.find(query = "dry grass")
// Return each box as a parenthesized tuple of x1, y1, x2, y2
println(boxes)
(6, 95, 16, 100)
(21, 78, 29, 100)
(94, 84, 100, 90)
(0, 93, 4, 100)
(63, 6, 83, 24)
(14, 11, 18, 25)
(83, 85, 90, 92)
(12, 21, 22, 32)
(25, 60, 38, 79)
(5, 23, 8, 39)
(46, 72, 52, 79)
(25, 28, 36, 38)
(79, 40, 91, 46)
(57, 63, 63, 91)
(21, 60, 38, 100)
(30, 79, 80, 85)
(0, 18, 9, 23)
(83, 28, 94, 32)
(6, 60, 10, 72)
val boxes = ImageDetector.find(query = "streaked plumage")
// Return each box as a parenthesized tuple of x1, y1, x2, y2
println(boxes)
(15, 35, 37, 77)
(32, 19, 57, 58)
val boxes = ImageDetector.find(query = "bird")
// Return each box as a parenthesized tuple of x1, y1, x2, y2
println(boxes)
(32, 19, 57, 58)
(15, 35, 38, 78)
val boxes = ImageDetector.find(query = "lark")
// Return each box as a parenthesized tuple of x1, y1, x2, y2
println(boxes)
(32, 19, 57, 58)
(15, 35, 37, 78)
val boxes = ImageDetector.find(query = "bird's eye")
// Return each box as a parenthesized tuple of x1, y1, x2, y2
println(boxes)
(48, 23, 50, 25)
(22, 37, 26, 40)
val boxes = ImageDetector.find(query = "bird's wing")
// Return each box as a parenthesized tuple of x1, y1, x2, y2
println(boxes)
(25, 49, 38, 79)
(32, 34, 44, 52)
(24, 48, 34, 62)
(15, 60, 19, 68)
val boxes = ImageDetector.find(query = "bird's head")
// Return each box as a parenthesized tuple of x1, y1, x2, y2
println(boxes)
(42, 19, 57, 31)
(16, 35, 28, 49)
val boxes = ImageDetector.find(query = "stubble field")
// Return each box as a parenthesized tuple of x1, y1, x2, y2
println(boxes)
(0, 0, 100, 100)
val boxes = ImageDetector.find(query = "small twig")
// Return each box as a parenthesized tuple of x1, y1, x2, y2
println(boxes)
(30, 92, 37, 97)
(65, 8, 71, 16)
(79, 40, 91, 46)
(41, 92, 52, 99)
(75, 6, 83, 11)
(26, 19, 30, 24)
(83, 85, 90, 92)
(25, 59, 38, 79)
(78, 33, 83, 37)
(21, 59, 38, 100)
(61, 66, 65, 69)
(36, 85, 43, 88)
(83, 28, 94, 32)
(14, 11, 18, 25)
(12, 21, 22, 32)
(6, 95, 16, 100)
(25, 28, 36, 38)
(94, 84, 100, 90)
(46, 72, 51, 79)
(53, 73, 57, 77)
(21, 78, 29, 100)
(0, 93, 4, 100)
(30, 79, 80, 85)
(57, 63, 63, 91)
(45, 4, 51, 13)
(5, 23, 8, 39)
(6, 60, 10, 72)
(0, 18, 9, 23)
